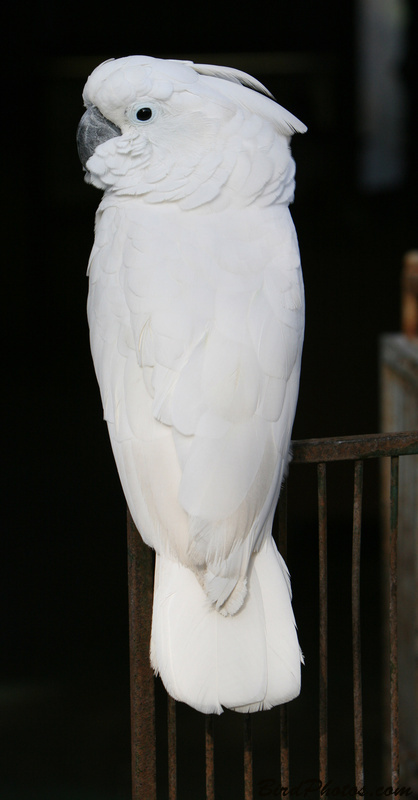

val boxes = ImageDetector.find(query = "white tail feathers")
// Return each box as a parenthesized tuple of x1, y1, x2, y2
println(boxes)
(150, 536, 302, 714)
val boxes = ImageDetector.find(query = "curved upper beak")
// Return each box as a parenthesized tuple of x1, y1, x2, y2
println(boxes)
(77, 105, 122, 167)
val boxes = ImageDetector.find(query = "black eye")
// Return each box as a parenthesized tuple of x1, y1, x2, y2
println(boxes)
(136, 107, 153, 122)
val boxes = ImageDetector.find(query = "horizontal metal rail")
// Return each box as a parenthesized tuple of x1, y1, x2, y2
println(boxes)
(291, 430, 418, 462)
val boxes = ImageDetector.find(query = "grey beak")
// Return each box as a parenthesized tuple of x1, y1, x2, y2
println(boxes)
(77, 105, 122, 167)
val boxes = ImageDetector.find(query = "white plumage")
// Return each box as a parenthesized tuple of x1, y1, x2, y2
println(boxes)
(77, 55, 306, 714)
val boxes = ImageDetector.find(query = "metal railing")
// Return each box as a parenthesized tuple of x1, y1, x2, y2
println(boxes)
(127, 429, 418, 800)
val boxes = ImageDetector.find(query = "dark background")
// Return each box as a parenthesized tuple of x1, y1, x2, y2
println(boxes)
(2, 1, 417, 798)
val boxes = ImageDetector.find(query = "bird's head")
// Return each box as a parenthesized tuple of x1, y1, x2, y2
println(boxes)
(77, 56, 306, 208)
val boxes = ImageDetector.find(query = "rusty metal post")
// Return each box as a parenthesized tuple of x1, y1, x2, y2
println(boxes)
(352, 460, 364, 787)
(389, 457, 400, 789)
(279, 706, 289, 789)
(244, 714, 253, 800)
(401, 251, 418, 338)
(205, 715, 215, 800)
(317, 463, 328, 786)
(127, 509, 157, 800)
(167, 696, 177, 800)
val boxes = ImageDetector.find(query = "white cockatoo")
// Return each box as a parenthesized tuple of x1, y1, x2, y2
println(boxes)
(77, 55, 306, 714)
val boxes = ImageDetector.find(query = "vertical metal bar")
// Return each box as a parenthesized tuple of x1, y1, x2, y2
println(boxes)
(127, 509, 157, 800)
(205, 715, 215, 800)
(168, 696, 177, 800)
(389, 457, 400, 788)
(352, 460, 364, 787)
(280, 706, 289, 789)
(317, 463, 328, 786)
(244, 714, 253, 800)
(277, 483, 290, 787)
